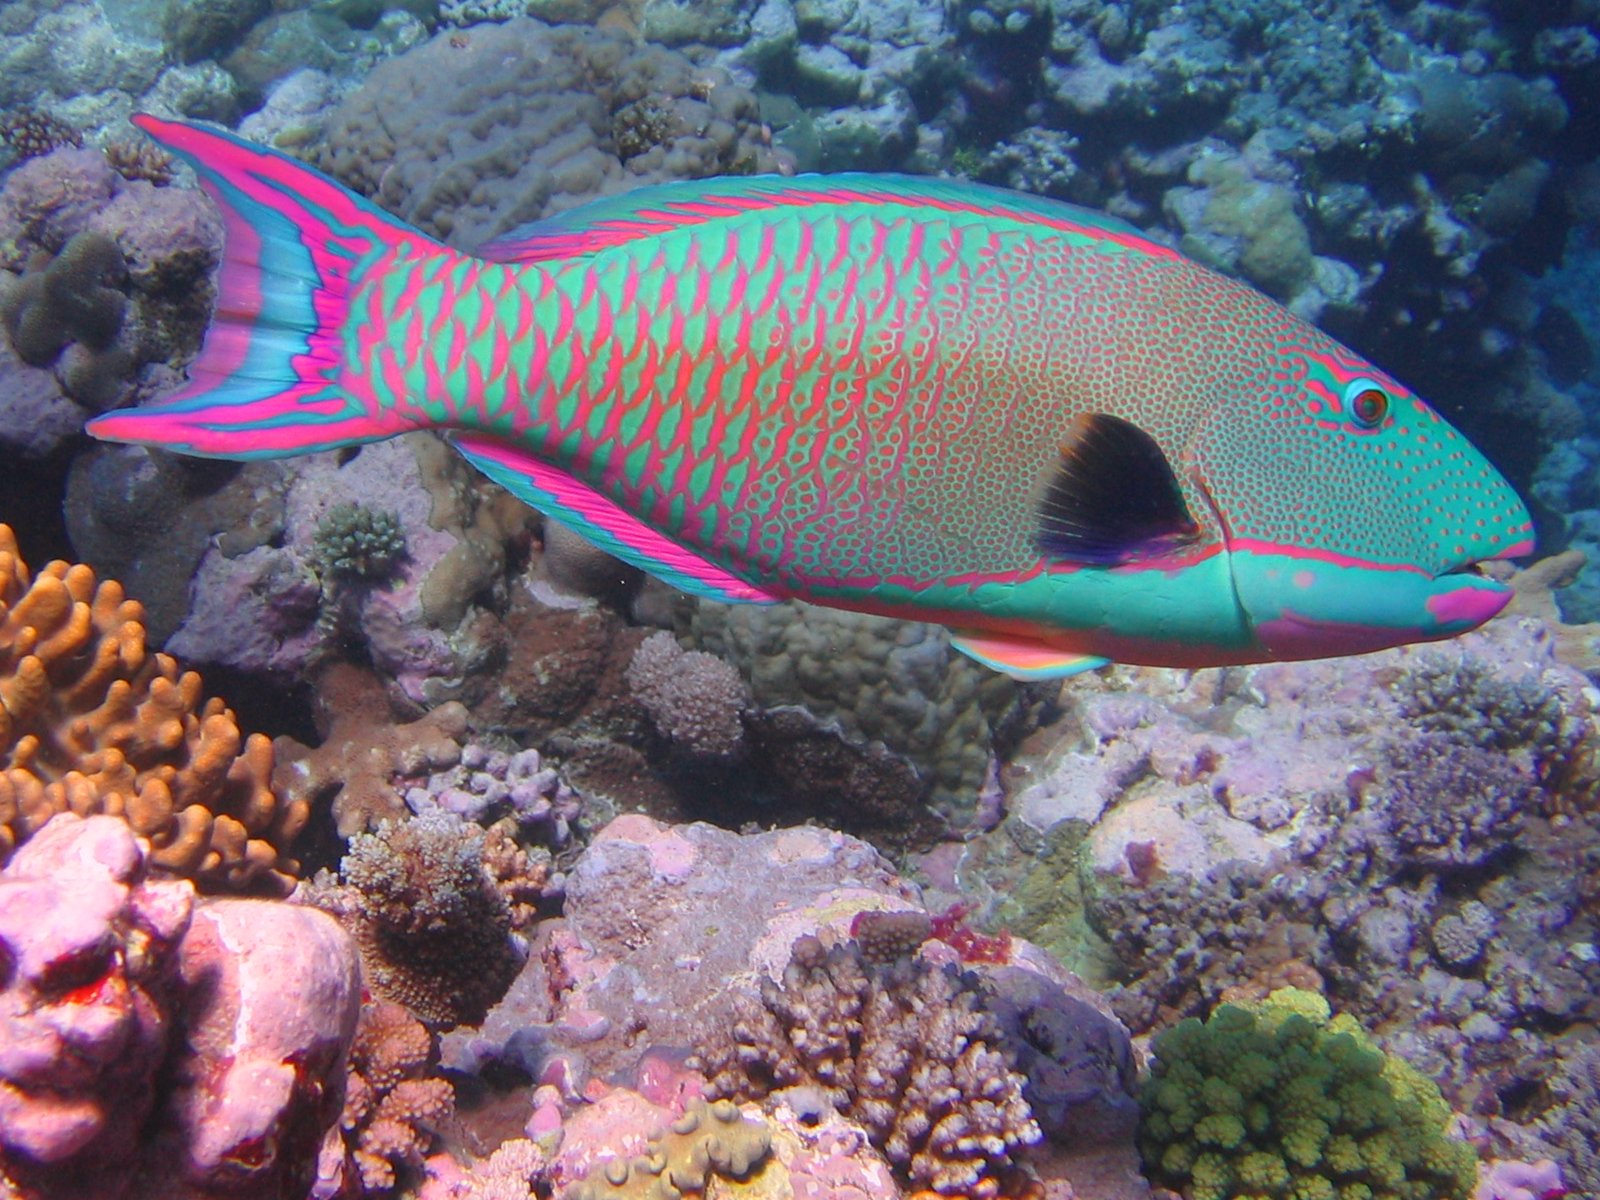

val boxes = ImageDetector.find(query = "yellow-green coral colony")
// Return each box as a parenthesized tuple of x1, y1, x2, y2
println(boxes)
(567, 1099, 773, 1200)
(1138, 988, 1478, 1200)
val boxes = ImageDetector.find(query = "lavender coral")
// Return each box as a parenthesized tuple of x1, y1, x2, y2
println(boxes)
(693, 934, 1041, 1197)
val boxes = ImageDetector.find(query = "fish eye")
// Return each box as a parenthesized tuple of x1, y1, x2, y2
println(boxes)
(1344, 380, 1390, 429)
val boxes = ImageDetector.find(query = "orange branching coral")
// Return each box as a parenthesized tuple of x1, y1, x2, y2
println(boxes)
(0, 524, 306, 891)
(342, 999, 456, 1194)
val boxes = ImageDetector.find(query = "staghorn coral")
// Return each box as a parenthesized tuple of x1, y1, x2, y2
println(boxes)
(693, 933, 1041, 1198)
(340, 998, 457, 1195)
(334, 811, 524, 1028)
(1138, 988, 1478, 1200)
(566, 1098, 772, 1200)
(0, 523, 306, 892)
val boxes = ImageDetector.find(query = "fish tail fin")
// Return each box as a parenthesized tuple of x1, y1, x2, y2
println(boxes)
(86, 115, 441, 459)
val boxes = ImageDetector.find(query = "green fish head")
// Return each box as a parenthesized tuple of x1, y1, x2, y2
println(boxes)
(1189, 335, 1535, 661)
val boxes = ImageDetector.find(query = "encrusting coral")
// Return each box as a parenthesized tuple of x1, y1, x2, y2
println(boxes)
(0, 524, 306, 892)
(693, 933, 1042, 1198)
(1138, 987, 1479, 1200)
(566, 1099, 773, 1200)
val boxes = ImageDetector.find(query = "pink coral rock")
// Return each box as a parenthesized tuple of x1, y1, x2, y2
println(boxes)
(162, 898, 362, 1196)
(0, 813, 192, 1199)
(0, 813, 361, 1200)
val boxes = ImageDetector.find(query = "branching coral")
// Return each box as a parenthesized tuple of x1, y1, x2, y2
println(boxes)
(693, 934, 1041, 1198)
(0, 524, 306, 892)
(332, 811, 524, 1028)
(340, 998, 457, 1194)
(1138, 987, 1478, 1200)
(567, 1099, 773, 1200)
(0, 106, 81, 163)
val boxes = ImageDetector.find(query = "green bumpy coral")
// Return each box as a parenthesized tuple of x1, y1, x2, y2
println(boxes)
(1138, 988, 1478, 1200)
(311, 502, 407, 583)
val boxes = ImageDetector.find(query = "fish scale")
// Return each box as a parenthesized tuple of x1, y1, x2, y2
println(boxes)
(88, 116, 1535, 679)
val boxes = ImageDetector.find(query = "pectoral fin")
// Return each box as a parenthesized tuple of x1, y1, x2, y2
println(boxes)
(1035, 412, 1200, 565)
(950, 630, 1110, 679)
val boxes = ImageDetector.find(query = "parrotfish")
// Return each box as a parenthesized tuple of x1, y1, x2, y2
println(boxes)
(88, 116, 1535, 679)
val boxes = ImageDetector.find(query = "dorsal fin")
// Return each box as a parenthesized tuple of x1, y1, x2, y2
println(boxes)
(449, 433, 782, 605)
(1035, 413, 1200, 565)
(472, 174, 1175, 264)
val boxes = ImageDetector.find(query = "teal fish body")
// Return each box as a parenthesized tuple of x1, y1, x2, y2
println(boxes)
(88, 117, 1534, 678)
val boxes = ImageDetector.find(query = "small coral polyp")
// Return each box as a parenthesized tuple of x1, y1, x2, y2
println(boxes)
(0, 523, 306, 891)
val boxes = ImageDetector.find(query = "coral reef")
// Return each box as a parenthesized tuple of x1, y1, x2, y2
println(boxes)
(0, 523, 306, 892)
(694, 933, 1042, 1197)
(0, 812, 360, 1200)
(321, 810, 525, 1029)
(0, 145, 221, 443)
(1138, 988, 1478, 1200)
(683, 599, 1037, 830)
(461, 814, 920, 1081)
(130, 434, 534, 709)
(314, 18, 778, 251)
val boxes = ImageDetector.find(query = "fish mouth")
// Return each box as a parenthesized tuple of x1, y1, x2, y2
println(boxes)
(1424, 536, 1533, 628)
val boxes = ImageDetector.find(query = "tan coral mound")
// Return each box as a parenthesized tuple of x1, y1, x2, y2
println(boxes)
(0, 524, 306, 891)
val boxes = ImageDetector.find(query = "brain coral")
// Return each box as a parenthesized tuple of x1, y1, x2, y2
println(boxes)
(1138, 987, 1478, 1200)
(314, 17, 779, 250)
(693, 934, 1041, 1197)
(0, 524, 306, 892)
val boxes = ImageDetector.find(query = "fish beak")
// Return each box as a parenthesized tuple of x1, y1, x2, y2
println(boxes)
(1423, 532, 1535, 631)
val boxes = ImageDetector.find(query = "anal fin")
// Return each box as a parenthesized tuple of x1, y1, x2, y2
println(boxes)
(450, 433, 782, 606)
(950, 630, 1110, 680)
